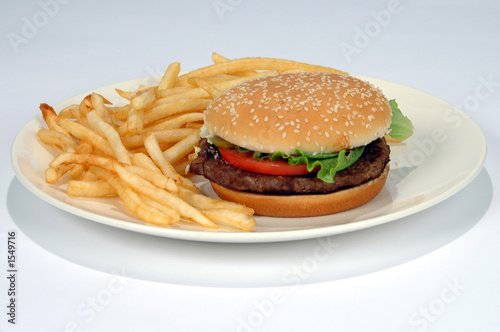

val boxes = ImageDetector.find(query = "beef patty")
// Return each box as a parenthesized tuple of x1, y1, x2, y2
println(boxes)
(189, 137, 390, 195)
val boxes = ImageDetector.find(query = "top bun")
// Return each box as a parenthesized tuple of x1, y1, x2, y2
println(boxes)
(203, 72, 392, 154)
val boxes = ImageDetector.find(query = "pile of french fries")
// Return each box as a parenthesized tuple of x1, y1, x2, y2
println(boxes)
(37, 53, 346, 232)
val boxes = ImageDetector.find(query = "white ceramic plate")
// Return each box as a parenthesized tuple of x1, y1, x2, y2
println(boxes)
(10, 75, 487, 243)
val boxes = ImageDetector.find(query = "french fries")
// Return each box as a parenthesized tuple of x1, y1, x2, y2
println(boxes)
(37, 53, 346, 232)
(67, 179, 117, 197)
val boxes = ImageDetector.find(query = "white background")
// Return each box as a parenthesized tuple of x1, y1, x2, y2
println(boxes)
(2, 0, 500, 331)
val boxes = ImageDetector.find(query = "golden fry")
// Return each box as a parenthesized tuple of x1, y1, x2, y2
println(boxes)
(201, 209, 256, 232)
(115, 89, 136, 101)
(91, 93, 112, 124)
(144, 113, 204, 132)
(196, 78, 222, 98)
(90, 166, 175, 226)
(158, 62, 181, 91)
(172, 158, 191, 176)
(37, 129, 77, 152)
(58, 104, 80, 119)
(113, 164, 215, 228)
(67, 179, 117, 197)
(125, 165, 179, 193)
(163, 131, 200, 164)
(138, 193, 181, 222)
(178, 187, 254, 215)
(78, 95, 93, 118)
(40, 103, 70, 135)
(176, 56, 347, 85)
(86, 110, 131, 164)
(211, 52, 230, 64)
(155, 87, 210, 103)
(131, 87, 156, 111)
(50, 152, 116, 171)
(143, 99, 210, 126)
(45, 165, 71, 183)
(186, 74, 236, 87)
(143, 133, 180, 180)
(109, 104, 131, 122)
(125, 108, 144, 137)
(131, 152, 162, 173)
(58, 118, 115, 157)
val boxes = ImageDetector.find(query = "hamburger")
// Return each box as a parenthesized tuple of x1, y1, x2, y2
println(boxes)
(189, 71, 413, 217)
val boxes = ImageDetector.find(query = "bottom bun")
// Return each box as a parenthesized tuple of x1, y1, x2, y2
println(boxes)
(210, 164, 390, 217)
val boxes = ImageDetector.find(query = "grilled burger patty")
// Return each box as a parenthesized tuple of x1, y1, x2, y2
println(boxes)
(189, 138, 390, 195)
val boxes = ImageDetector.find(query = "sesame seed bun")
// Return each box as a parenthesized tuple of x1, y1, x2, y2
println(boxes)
(204, 72, 392, 154)
(210, 164, 390, 217)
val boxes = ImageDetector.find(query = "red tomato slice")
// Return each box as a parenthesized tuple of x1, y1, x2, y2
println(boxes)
(218, 147, 316, 176)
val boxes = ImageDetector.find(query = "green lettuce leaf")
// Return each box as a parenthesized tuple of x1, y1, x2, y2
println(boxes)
(388, 99, 414, 141)
(249, 147, 365, 184)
